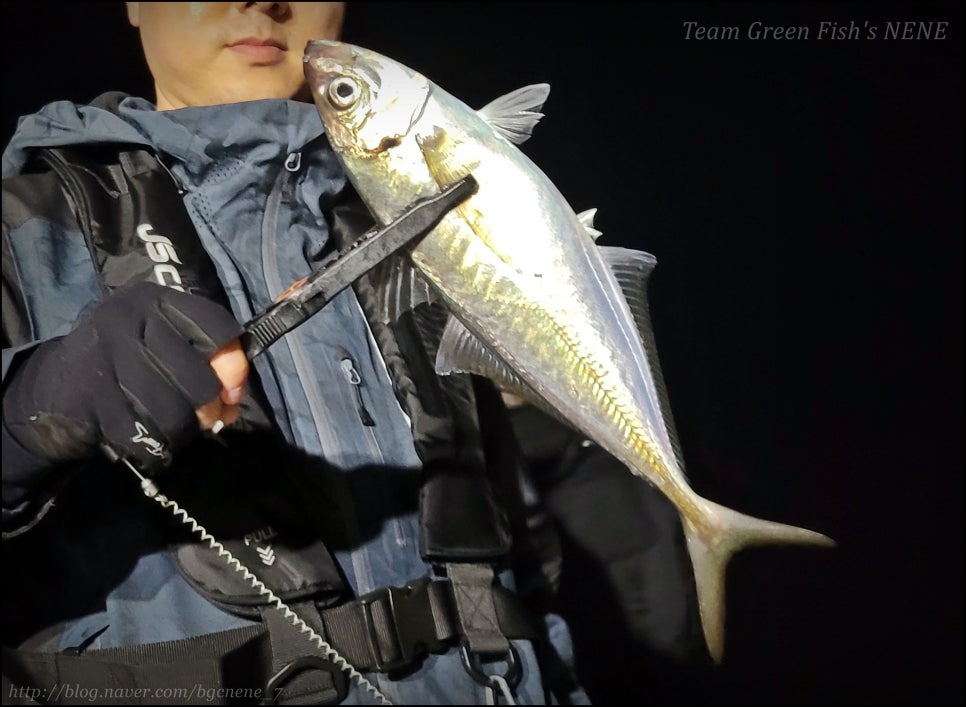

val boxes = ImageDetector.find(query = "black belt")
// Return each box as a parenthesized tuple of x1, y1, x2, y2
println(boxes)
(2, 575, 542, 705)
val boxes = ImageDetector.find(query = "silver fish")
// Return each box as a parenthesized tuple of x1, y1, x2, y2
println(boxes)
(304, 40, 834, 662)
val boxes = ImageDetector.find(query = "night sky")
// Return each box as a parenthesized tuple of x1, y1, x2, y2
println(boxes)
(2, 3, 962, 705)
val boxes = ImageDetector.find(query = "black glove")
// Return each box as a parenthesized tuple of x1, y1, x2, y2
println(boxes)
(3, 282, 242, 473)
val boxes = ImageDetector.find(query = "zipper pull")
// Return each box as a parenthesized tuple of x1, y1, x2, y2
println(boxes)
(155, 153, 186, 194)
(284, 152, 302, 172)
(340, 356, 375, 427)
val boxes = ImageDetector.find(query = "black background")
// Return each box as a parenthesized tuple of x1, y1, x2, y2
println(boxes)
(2, 3, 962, 705)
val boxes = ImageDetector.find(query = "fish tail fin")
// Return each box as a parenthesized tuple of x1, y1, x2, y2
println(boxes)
(683, 498, 835, 663)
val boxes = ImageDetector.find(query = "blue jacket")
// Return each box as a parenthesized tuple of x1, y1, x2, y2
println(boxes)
(2, 94, 584, 705)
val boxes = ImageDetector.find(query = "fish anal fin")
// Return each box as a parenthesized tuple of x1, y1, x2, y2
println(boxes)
(436, 314, 519, 383)
(435, 314, 571, 426)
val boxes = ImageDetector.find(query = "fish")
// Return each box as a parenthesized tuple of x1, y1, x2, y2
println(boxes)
(303, 39, 835, 662)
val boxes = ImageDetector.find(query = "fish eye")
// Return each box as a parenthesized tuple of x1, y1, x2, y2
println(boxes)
(327, 77, 360, 110)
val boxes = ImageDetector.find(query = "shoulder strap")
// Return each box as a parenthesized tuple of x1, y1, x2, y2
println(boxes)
(327, 190, 515, 563)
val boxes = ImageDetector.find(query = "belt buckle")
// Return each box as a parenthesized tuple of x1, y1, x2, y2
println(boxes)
(357, 577, 437, 673)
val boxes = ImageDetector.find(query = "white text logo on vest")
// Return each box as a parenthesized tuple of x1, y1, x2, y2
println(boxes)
(137, 224, 185, 292)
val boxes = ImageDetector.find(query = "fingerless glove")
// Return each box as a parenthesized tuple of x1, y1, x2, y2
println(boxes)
(3, 282, 242, 473)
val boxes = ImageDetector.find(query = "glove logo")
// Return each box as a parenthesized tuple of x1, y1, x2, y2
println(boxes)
(131, 421, 165, 457)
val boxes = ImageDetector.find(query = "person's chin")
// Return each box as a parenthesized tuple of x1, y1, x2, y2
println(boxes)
(224, 92, 294, 105)
(216, 77, 301, 105)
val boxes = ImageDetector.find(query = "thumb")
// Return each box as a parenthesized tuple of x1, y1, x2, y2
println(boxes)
(210, 339, 249, 406)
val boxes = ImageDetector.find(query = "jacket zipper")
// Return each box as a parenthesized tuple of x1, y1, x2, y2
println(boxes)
(262, 153, 344, 451)
(263, 150, 400, 588)
(338, 349, 376, 427)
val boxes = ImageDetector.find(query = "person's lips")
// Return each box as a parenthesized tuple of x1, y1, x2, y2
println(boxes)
(227, 38, 286, 64)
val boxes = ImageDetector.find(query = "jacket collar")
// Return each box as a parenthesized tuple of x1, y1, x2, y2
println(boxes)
(3, 92, 325, 179)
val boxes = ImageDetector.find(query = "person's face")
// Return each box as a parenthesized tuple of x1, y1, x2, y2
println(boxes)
(126, 2, 345, 110)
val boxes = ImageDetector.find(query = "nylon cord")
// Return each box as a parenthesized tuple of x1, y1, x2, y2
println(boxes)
(123, 459, 392, 705)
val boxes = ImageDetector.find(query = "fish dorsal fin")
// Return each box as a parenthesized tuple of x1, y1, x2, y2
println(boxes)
(577, 208, 603, 241)
(478, 83, 551, 145)
(368, 254, 440, 324)
(435, 313, 574, 426)
(598, 245, 687, 472)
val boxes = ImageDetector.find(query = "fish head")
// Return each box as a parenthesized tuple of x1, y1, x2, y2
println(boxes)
(303, 39, 430, 162)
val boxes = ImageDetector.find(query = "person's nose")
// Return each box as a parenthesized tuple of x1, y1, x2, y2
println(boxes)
(239, 2, 290, 20)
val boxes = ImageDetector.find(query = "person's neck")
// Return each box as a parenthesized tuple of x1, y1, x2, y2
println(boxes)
(153, 85, 182, 112)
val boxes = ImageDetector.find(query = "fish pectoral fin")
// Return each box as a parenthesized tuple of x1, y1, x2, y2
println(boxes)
(598, 246, 687, 472)
(477, 83, 551, 145)
(577, 208, 603, 241)
(369, 254, 440, 324)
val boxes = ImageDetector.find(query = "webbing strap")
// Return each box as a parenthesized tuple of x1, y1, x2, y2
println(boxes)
(448, 564, 509, 655)
(263, 602, 342, 704)
(2, 625, 266, 705)
(4, 578, 541, 704)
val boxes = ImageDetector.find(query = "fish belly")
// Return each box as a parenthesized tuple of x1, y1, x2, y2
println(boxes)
(409, 213, 702, 522)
